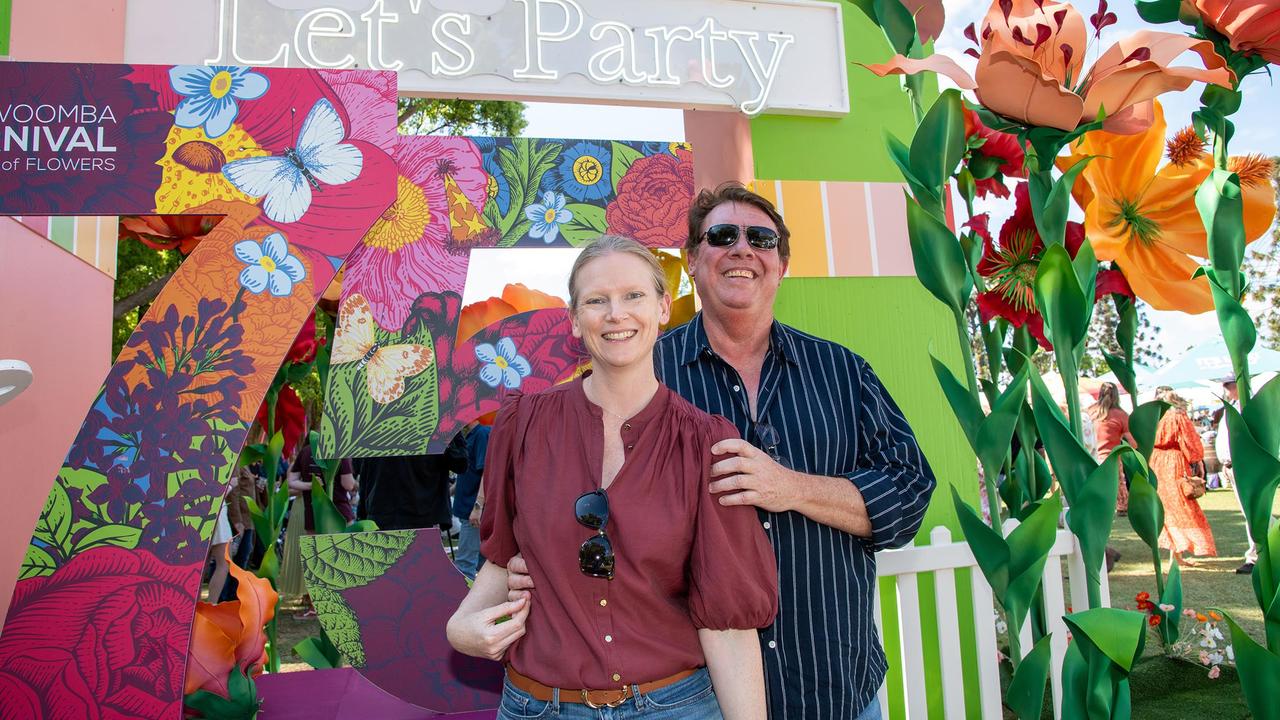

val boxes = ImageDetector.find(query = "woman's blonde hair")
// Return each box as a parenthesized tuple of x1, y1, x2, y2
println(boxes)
(567, 235, 668, 310)
(1155, 386, 1189, 411)
(1089, 382, 1121, 420)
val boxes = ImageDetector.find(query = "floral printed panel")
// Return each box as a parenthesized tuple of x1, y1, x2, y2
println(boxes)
(320, 137, 688, 457)
(0, 62, 398, 720)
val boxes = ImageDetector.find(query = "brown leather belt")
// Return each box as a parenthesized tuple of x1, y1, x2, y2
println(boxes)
(506, 665, 697, 708)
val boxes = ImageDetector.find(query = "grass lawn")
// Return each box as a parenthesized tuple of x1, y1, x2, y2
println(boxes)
(1107, 487, 1280, 719)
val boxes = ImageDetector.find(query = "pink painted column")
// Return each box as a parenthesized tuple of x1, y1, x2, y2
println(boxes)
(8, 0, 126, 62)
(682, 110, 754, 191)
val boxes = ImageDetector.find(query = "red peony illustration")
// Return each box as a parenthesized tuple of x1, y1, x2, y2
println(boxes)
(605, 149, 694, 248)
(0, 547, 198, 720)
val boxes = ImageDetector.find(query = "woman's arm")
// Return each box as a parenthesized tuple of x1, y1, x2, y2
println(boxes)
(699, 628, 766, 720)
(446, 562, 530, 662)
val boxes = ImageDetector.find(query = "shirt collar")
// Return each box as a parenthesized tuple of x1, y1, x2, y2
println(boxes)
(677, 312, 799, 367)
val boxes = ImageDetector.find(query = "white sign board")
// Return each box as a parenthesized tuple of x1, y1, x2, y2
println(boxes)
(123, 0, 849, 116)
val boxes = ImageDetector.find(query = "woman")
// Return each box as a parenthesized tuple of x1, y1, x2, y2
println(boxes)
(1088, 382, 1136, 512)
(1151, 387, 1217, 563)
(447, 235, 777, 719)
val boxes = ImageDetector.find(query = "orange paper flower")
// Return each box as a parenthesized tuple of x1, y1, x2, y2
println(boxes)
(1193, 0, 1280, 64)
(456, 283, 566, 345)
(864, 0, 1233, 133)
(184, 550, 278, 698)
(1059, 101, 1276, 312)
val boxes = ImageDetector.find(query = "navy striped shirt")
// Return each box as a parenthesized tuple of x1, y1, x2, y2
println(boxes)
(655, 314, 937, 719)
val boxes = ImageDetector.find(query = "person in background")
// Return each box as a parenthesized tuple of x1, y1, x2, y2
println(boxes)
(1088, 382, 1136, 514)
(452, 419, 491, 580)
(288, 436, 358, 529)
(1152, 387, 1216, 564)
(1214, 379, 1256, 574)
(217, 463, 264, 602)
(359, 436, 467, 532)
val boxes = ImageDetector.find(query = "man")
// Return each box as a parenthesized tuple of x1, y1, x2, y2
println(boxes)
(358, 434, 468, 531)
(1215, 379, 1256, 574)
(507, 184, 937, 718)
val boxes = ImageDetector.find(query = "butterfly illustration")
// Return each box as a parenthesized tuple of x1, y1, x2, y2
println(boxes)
(221, 98, 363, 224)
(332, 294, 434, 404)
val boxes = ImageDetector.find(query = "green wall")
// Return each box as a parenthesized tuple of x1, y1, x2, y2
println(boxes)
(0, 0, 11, 56)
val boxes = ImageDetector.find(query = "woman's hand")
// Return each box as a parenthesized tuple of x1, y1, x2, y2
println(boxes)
(446, 596, 530, 662)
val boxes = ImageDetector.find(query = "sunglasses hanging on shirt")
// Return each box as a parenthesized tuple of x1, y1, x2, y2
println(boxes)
(575, 489, 615, 580)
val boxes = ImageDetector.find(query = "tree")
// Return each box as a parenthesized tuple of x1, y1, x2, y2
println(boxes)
(1244, 157, 1280, 342)
(112, 239, 185, 359)
(397, 98, 526, 136)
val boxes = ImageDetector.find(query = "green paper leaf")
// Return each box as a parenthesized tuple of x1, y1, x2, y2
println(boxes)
(906, 194, 970, 315)
(909, 89, 966, 195)
(1126, 466, 1164, 553)
(1035, 244, 1089, 373)
(1004, 495, 1063, 631)
(1006, 633, 1054, 720)
(184, 666, 261, 720)
(976, 367, 1030, 479)
(1064, 607, 1147, 673)
(1218, 612, 1280, 720)
(309, 585, 366, 667)
(1029, 156, 1092, 248)
(1242, 373, 1280, 456)
(1196, 168, 1246, 283)
(310, 480, 349, 536)
(930, 353, 981, 447)
(256, 545, 279, 585)
(1102, 352, 1137, 405)
(1059, 641, 1090, 720)
(1129, 400, 1170, 458)
(292, 636, 338, 669)
(952, 487, 1010, 598)
(1159, 556, 1183, 642)
(1027, 368, 1095, 503)
(1201, 268, 1257, 379)
(1201, 85, 1243, 118)
(887, 133, 940, 212)
(610, 141, 643, 192)
(1068, 450, 1128, 591)
(1135, 0, 1182, 23)
(873, 0, 918, 55)
(19, 545, 57, 579)
(1224, 405, 1280, 548)
(299, 530, 416, 590)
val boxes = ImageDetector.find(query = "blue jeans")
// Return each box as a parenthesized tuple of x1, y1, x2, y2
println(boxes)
(497, 667, 722, 719)
(454, 517, 483, 579)
(855, 699, 883, 720)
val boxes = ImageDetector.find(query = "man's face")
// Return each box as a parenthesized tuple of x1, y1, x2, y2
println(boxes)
(688, 201, 788, 318)
(1225, 382, 1239, 401)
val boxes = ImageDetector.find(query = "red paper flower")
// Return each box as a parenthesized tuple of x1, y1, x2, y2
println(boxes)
(0, 547, 197, 719)
(973, 183, 1132, 350)
(284, 312, 324, 364)
(963, 108, 1027, 199)
(605, 149, 694, 248)
(256, 384, 307, 458)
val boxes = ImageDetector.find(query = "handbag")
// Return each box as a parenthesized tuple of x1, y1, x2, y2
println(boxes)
(1181, 475, 1207, 499)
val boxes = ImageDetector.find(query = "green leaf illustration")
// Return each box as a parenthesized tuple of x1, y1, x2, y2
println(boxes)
(34, 480, 74, 558)
(19, 545, 56, 579)
(610, 141, 643, 192)
(309, 585, 366, 667)
(561, 203, 609, 247)
(72, 523, 142, 553)
(300, 530, 416, 590)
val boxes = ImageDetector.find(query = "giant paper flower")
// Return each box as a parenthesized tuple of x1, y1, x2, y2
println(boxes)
(1192, 0, 1280, 64)
(185, 551, 277, 699)
(1058, 101, 1276, 312)
(169, 66, 269, 139)
(964, 108, 1027, 198)
(973, 183, 1132, 349)
(865, 0, 1233, 133)
(340, 137, 490, 332)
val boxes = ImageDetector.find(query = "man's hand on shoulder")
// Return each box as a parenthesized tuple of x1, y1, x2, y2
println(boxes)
(708, 439, 798, 513)
(506, 553, 535, 603)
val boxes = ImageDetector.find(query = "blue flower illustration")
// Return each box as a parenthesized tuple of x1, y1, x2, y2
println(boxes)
(525, 192, 574, 244)
(169, 65, 269, 139)
(234, 232, 306, 297)
(550, 141, 612, 202)
(476, 337, 531, 389)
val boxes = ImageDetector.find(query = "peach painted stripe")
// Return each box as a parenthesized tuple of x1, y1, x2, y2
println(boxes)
(777, 181, 828, 278)
(825, 181, 874, 276)
(73, 217, 96, 267)
(869, 184, 913, 276)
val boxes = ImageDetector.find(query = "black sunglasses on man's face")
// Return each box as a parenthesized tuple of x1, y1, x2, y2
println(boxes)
(700, 223, 780, 251)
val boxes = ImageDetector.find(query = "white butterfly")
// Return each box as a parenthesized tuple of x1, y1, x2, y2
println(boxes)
(221, 98, 363, 224)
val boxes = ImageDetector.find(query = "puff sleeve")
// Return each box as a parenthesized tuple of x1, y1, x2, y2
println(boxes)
(687, 415, 779, 630)
(479, 393, 524, 567)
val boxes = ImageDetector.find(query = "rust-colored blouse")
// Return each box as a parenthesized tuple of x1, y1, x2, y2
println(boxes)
(480, 378, 779, 689)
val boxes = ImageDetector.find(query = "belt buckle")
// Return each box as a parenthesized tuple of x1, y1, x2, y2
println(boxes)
(581, 687, 629, 709)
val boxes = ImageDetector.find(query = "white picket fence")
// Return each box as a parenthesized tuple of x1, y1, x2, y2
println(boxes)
(873, 522, 1111, 719)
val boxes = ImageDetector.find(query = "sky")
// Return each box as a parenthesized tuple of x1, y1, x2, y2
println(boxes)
(464, 0, 1279, 369)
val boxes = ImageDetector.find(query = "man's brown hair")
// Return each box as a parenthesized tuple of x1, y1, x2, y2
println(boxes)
(686, 182, 791, 261)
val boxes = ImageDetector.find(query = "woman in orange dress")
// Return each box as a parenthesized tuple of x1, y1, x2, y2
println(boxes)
(1151, 388, 1216, 561)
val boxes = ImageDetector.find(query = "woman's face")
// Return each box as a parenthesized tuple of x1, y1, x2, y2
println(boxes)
(571, 252, 671, 372)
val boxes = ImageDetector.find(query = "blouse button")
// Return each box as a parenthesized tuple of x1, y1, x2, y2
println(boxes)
(768, 640, 777, 649)
(622, 422, 632, 432)
(626, 444, 634, 451)
(612, 673, 622, 682)
(605, 635, 613, 643)
(599, 598, 608, 607)
(763, 521, 772, 530)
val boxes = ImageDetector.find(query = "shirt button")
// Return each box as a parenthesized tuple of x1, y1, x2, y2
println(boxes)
(768, 640, 777, 649)
(733, 384, 741, 392)
(605, 635, 613, 643)
(612, 673, 622, 682)
(599, 599, 608, 607)
(763, 521, 771, 530)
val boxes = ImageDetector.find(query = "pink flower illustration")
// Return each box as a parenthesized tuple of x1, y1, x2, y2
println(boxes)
(341, 136, 491, 332)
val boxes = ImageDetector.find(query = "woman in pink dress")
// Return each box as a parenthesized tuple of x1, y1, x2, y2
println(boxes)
(1151, 388, 1216, 562)
(1088, 383, 1136, 512)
